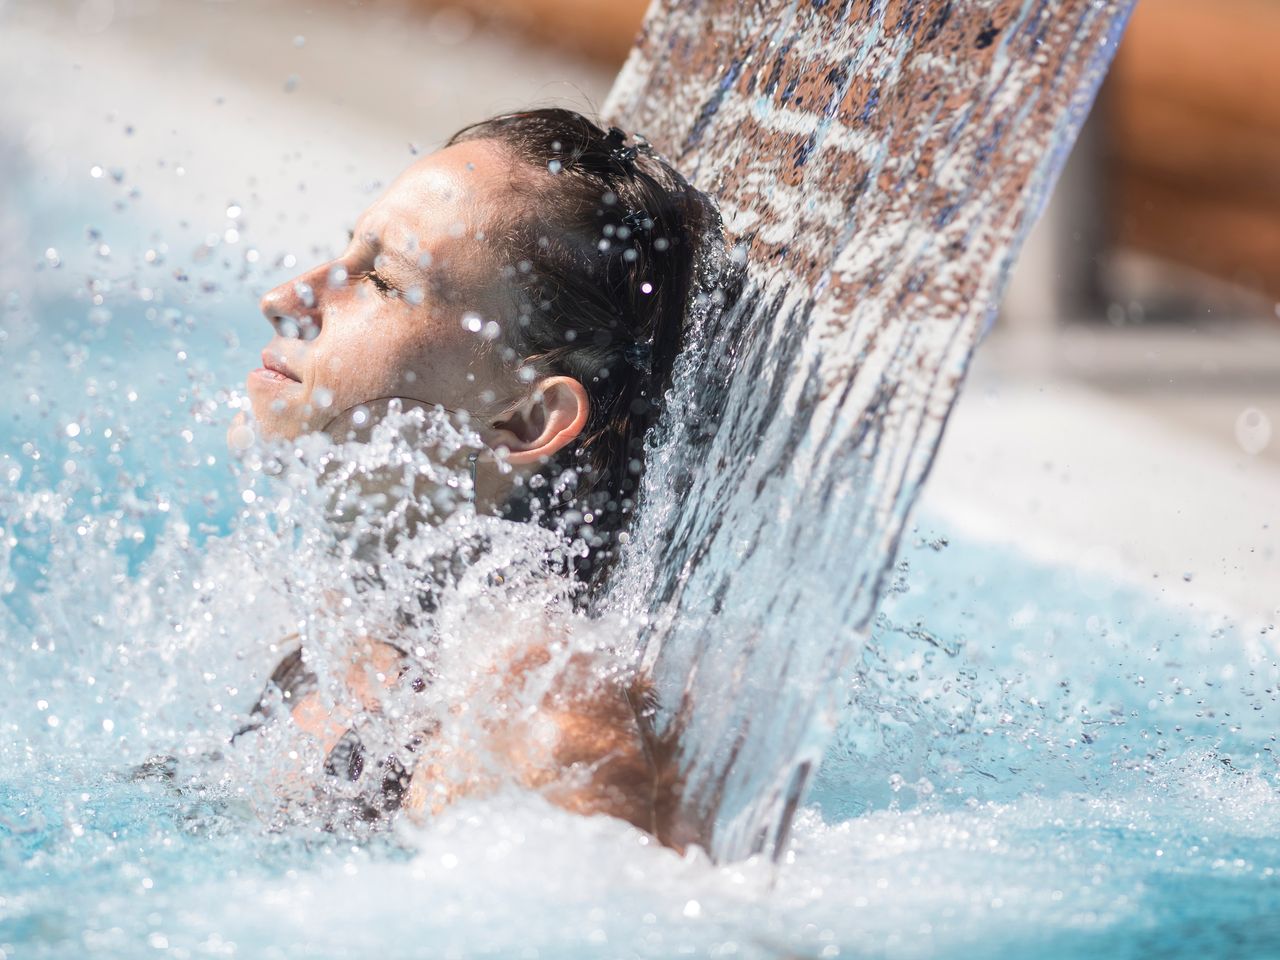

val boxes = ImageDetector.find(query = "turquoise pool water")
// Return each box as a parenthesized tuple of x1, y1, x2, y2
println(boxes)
(3, 156, 1280, 960)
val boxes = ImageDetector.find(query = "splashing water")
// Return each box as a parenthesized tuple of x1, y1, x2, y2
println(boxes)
(6, 1, 1280, 958)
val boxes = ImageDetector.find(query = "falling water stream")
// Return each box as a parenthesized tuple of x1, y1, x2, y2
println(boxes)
(606, 0, 1138, 859)
(5, 1, 1280, 958)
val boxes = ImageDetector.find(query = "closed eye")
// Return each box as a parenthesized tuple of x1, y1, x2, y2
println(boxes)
(365, 269, 395, 295)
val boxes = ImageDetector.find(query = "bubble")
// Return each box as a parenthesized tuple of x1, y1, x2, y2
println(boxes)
(64, 423, 81, 438)
(1235, 407, 1272, 455)
(283, 74, 299, 93)
(461, 313, 483, 334)
(293, 34, 306, 47)
(640, 282, 653, 295)
(228, 423, 256, 451)
(548, 159, 563, 175)
(313, 387, 334, 409)
(481, 321, 501, 340)
(226, 203, 242, 219)
(44, 247, 61, 268)
(241, 490, 256, 504)
(327, 265, 348, 287)
(89, 164, 103, 179)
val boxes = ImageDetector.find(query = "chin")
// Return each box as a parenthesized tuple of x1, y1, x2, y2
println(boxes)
(245, 377, 308, 441)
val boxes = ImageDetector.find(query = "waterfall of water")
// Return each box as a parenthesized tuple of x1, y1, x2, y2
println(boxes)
(604, 0, 1137, 861)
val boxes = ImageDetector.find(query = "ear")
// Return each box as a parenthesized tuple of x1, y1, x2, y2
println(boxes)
(487, 376, 590, 466)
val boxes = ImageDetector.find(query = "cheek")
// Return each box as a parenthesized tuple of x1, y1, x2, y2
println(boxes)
(311, 326, 424, 406)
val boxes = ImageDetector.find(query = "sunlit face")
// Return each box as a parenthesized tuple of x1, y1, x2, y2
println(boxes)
(246, 140, 517, 442)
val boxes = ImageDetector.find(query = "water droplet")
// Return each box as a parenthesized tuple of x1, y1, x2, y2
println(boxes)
(228, 423, 255, 451)
(293, 34, 306, 48)
(1235, 407, 1272, 455)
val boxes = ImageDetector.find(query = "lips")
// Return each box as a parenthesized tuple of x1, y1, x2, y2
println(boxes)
(260, 349, 302, 383)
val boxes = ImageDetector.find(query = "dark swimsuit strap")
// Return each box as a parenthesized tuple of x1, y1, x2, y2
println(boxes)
(234, 644, 430, 821)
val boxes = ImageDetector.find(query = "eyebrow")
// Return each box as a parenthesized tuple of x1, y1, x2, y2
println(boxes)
(347, 228, 423, 278)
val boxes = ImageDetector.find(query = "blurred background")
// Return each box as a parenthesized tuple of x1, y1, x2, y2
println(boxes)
(0, 0, 1275, 621)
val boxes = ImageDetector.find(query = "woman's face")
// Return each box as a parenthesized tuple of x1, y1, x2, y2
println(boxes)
(245, 140, 516, 442)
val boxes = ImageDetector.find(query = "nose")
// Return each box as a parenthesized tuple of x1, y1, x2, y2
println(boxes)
(259, 264, 328, 341)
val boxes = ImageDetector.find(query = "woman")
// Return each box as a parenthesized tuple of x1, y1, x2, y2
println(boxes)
(232, 109, 719, 848)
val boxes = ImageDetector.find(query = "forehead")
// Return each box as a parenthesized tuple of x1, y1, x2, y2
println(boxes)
(353, 140, 512, 259)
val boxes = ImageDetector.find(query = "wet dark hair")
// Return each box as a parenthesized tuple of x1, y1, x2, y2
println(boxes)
(447, 108, 719, 589)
